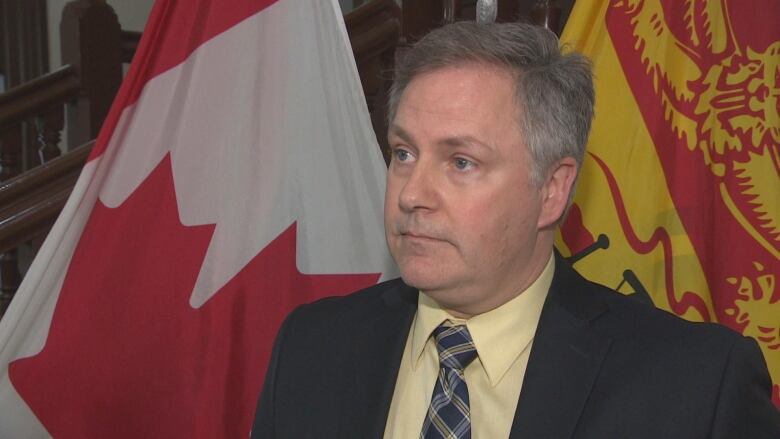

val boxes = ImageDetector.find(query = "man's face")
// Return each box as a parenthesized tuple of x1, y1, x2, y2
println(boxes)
(384, 63, 564, 318)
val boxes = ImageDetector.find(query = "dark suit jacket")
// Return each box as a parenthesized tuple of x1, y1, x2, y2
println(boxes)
(252, 255, 780, 438)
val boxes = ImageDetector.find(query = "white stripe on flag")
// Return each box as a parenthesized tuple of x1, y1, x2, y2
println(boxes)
(97, 0, 393, 307)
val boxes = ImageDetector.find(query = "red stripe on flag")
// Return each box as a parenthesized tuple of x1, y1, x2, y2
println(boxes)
(588, 152, 711, 321)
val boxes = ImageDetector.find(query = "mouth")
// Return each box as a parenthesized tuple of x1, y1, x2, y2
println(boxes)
(400, 232, 445, 243)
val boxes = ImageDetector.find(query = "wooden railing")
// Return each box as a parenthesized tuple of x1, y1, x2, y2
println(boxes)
(0, 141, 94, 254)
(0, 0, 122, 316)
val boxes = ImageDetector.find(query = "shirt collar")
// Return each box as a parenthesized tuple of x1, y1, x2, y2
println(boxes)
(410, 253, 554, 386)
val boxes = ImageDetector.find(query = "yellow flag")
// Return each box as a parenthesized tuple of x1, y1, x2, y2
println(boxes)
(558, 0, 779, 408)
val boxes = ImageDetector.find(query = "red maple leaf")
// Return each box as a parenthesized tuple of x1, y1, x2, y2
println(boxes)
(9, 155, 380, 438)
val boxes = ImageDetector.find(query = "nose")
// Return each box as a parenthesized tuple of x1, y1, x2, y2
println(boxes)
(397, 160, 438, 213)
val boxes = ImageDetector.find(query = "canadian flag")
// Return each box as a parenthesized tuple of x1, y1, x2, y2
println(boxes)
(0, 0, 396, 437)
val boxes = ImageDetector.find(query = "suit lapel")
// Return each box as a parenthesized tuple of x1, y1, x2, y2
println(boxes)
(339, 281, 417, 439)
(510, 256, 612, 439)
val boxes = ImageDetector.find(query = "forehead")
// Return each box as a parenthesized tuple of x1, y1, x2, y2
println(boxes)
(401, 63, 516, 108)
(392, 64, 523, 146)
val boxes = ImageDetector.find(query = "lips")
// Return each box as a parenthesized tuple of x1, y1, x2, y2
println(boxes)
(392, 221, 450, 244)
(397, 229, 450, 245)
(402, 232, 441, 241)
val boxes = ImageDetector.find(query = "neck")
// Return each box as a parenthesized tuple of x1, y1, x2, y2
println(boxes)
(439, 238, 555, 319)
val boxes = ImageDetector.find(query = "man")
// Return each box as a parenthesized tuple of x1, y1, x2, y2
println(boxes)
(252, 22, 780, 438)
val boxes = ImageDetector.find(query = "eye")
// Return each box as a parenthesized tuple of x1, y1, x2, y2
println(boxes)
(393, 148, 413, 163)
(454, 157, 475, 170)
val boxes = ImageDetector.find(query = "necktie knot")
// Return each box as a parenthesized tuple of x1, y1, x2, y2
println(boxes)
(432, 324, 478, 372)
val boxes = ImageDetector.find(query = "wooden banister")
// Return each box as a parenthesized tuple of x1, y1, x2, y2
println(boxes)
(61, 0, 123, 148)
(0, 63, 82, 310)
(0, 65, 80, 129)
(0, 141, 93, 254)
(121, 30, 142, 64)
(350, 16, 401, 61)
(345, 0, 402, 81)
(345, 0, 400, 30)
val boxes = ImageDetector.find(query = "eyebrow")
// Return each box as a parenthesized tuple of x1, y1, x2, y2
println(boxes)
(388, 124, 492, 151)
(387, 124, 414, 146)
(439, 136, 492, 151)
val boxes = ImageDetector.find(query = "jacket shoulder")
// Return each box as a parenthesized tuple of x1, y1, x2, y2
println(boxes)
(290, 277, 415, 323)
(555, 266, 779, 437)
(552, 257, 743, 347)
(586, 278, 743, 348)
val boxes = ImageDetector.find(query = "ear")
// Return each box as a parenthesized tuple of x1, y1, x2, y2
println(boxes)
(537, 157, 578, 229)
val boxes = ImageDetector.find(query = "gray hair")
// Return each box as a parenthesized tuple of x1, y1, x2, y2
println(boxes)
(388, 22, 594, 187)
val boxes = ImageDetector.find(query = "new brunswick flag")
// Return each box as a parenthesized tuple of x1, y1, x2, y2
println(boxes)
(558, 0, 779, 408)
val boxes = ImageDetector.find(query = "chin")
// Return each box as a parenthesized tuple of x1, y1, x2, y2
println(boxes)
(390, 243, 466, 292)
(397, 262, 432, 288)
(397, 261, 456, 293)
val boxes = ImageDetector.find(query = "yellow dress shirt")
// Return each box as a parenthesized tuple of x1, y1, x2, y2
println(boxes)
(383, 254, 554, 439)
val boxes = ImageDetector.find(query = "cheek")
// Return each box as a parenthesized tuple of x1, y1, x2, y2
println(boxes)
(453, 200, 510, 255)
(459, 192, 534, 256)
(383, 178, 400, 216)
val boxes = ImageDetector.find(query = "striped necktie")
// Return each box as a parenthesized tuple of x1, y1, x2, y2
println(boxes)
(420, 324, 478, 439)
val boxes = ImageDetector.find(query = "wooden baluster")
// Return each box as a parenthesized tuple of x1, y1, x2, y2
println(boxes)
(0, 127, 24, 317)
(400, 0, 574, 40)
(443, 0, 459, 23)
(373, 47, 396, 165)
(0, 129, 23, 182)
(1, 0, 52, 174)
(402, 0, 444, 43)
(36, 107, 65, 164)
(0, 251, 21, 318)
(496, 0, 519, 23)
(530, 0, 562, 35)
(61, 0, 122, 149)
